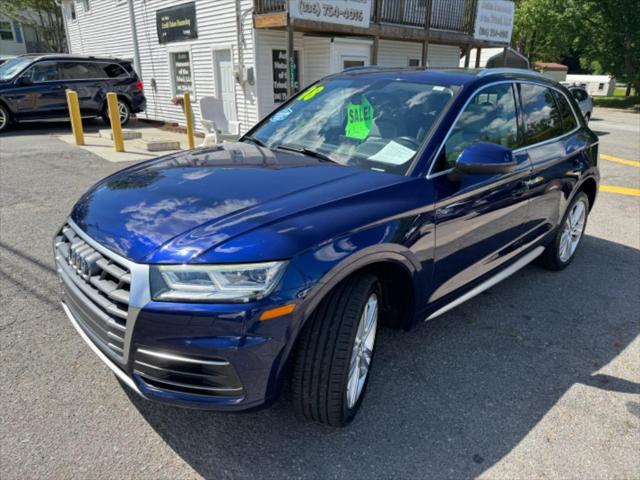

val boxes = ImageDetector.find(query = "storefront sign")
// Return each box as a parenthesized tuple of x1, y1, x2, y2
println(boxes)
(474, 0, 514, 44)
(157, 2, 198, 44)
(273, 50, 300, 103)
(290, 0, 372, 29)
(171, 51, 192, 94)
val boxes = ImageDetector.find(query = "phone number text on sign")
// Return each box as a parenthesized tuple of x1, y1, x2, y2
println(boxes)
(290, 0, 371, 28)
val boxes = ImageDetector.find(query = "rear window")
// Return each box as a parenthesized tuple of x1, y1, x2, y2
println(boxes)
(520, 84, 564, 146)
(553, 90, 578, 133)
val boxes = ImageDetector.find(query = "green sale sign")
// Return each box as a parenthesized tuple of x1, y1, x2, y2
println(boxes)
(345, 96, 374, 140)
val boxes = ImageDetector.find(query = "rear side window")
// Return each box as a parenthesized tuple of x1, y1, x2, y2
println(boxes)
(520, 84, 563, 146)
(553, 90, 578, 133)
(97, 63, 128, 78)
(439, 83, 519, 171)
(571, 88, 587, 102)
(59, 61, 102, 80)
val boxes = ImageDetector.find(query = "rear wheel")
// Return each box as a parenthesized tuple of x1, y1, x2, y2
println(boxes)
(0, 104, 10, 132)
(101, 99, 130, 126)
(291, 273, 380, 427)
(540, 192, 589, 270)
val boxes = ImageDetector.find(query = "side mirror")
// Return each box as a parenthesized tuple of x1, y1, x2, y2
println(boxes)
(16, 76, 33, 86)
(453, 142, 517, 177)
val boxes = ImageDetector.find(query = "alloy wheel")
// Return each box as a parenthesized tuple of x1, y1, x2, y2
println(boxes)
(118, 102, 128, 124)
(0, 108, 7, 131)
(346, 293, 378, 408)
(559, 199, 586, 262)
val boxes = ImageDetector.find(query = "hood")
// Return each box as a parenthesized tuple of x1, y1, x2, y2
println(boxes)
(71, 143, 411, 263)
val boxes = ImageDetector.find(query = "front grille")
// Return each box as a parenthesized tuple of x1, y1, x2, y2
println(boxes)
(55, 222, 131, 362)
(134, 348, 244, 397)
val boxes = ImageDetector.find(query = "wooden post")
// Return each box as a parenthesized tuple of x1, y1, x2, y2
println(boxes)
(464, 44, 471, 68)
(475, 47, 482, 68)
(65, 90, 84, 146)
(422, 0, 433, 67)
(107, 92, 124, 152)
(183, 91, 195, 149)
(372, 36, 379, 65)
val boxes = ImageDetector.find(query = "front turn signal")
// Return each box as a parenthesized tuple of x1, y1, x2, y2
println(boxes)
(259, 304, 296, 321)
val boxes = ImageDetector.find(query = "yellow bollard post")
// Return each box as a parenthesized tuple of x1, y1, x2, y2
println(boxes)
(66, 90, 84, 145)
(183, 91, 195, 149)
(107, 92, 124, 152)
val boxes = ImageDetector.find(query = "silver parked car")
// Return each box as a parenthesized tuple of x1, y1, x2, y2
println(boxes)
(569, 86, 593, 122)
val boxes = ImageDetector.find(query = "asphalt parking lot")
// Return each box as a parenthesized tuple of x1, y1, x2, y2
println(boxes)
(1, 109, 638, 479)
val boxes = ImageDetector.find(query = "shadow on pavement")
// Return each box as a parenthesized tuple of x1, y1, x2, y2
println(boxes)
(0, 117, 159, 137)
(122, 235, 639, 479)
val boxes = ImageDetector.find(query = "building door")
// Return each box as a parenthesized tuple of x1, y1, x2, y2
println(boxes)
(214, 49, 237, 131)
(330, 39, 371, 73)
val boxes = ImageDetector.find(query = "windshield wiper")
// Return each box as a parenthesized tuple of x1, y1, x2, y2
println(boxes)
(277, 144, 339, 164)
(242, 135, 269, 148)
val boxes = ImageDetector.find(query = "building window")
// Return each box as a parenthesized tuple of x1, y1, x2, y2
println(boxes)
(409, 59, 421, 67)
(82, 0, 90, 12)
(0, 21, 14, 41)
(170, 51, 193, 96)
(68, 2, 77, 21)
(598, 83, 605, 90)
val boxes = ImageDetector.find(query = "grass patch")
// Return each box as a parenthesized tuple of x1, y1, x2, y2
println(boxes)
(614, 86, 636, 97)
(593, 95, 640, 110)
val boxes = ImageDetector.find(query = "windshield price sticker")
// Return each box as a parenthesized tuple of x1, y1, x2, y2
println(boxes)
(345, 96, 374, 140)
(299, 85, 325, 101)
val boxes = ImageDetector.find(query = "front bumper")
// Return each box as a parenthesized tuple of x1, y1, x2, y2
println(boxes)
(55, 219, 294, 411)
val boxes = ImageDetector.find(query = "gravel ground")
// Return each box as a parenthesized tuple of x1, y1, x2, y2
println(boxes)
(1, 111, 638, 479)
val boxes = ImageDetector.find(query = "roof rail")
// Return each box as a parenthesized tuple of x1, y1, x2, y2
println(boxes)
(478, 68, 547, 78)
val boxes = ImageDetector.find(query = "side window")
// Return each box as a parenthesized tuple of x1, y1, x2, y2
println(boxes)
(59, 62, 102, 80)
(571, 88, 586, 102)
(23, 61, 59, 82)
(439, 83, 519, 171)
(520, 84, 563, 146)
(553, 90, 578, 133)
(98, 63, 128, 78)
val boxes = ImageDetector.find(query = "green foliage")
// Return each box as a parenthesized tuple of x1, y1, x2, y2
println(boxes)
(0, 0, 66, 52)
(512, 0, 640, 95)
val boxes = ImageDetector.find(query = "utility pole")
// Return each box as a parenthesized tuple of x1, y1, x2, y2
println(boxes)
(127, 0, 142, 79)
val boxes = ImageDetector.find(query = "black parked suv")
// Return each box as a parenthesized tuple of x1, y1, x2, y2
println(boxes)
(0, 54, 146, 132)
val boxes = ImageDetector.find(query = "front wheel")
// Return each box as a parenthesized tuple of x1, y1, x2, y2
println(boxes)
(0, 104, 10, 133)
(291, 273, 380, 427)
(540, 192, 589, 270)
(101, 99, 130, 126)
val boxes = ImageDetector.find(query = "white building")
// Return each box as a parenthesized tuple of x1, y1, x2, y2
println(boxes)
(61, 0, 508, 134)
(565, 74, 616, 96)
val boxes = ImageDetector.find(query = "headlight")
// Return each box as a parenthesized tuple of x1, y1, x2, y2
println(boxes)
(150, 261, 288, 303)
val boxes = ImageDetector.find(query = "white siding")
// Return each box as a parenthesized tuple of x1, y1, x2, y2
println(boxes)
(378, 40, 422, 67)
(427, 44, 460, 68)
(62, 0, 259, 134)
(303, 36, 331, 88)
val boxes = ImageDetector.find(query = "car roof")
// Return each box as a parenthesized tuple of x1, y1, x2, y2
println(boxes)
(328, 66, 557, 88)
(17, 53, 131, 64)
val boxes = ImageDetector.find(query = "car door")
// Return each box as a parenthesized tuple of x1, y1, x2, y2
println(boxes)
(58, 61, 105, 117)
(10, 61, 67, 121)
(428, 82, 532, 303)
(519, 83, 589, 238)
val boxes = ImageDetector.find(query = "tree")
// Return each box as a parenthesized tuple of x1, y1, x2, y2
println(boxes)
(577, 0, 639, 96)
(0, 0, 66, 53)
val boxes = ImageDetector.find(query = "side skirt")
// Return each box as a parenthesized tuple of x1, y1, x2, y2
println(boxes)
(424, 246, 545, 322)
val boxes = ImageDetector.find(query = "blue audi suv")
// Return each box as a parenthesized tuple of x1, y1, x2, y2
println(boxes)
(54, 68, 599, 426)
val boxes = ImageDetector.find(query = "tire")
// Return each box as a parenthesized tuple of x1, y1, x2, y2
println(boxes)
(0, 103, 10, 133)
(291, 273, 380, 427)
(539, 191, 590, 271)
(101, 99, 130, 126)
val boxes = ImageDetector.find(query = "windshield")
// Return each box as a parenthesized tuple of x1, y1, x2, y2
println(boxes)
(0, 57, 33, 80)
(249, 77, 457, 175)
